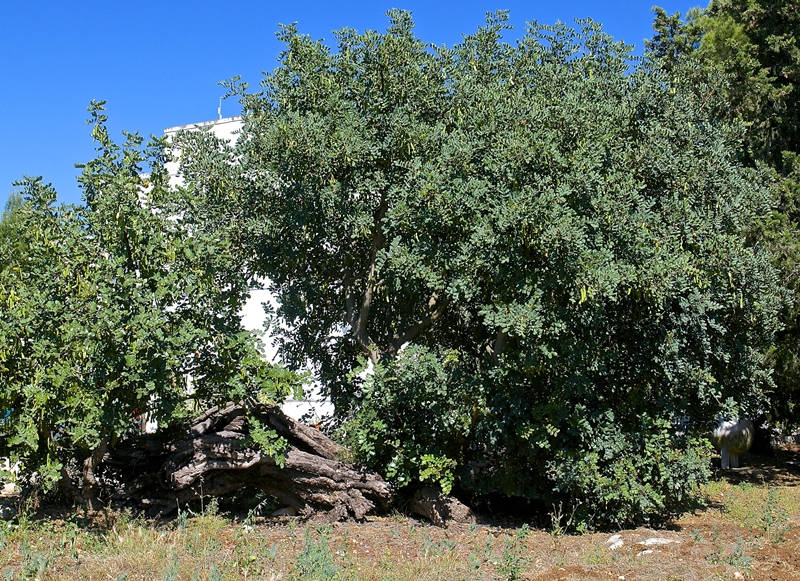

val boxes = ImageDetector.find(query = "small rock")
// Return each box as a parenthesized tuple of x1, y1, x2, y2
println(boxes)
(607, 535, 624, 551)
(733, 573, 744, 579)
(0, 505, 16, 520)
(638, 537, 679, 546)
(637, 549, 655, 556)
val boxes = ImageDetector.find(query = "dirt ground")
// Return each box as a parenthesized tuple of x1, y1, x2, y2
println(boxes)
(235, 444, 800, 580)
(1, 445, 800, 580)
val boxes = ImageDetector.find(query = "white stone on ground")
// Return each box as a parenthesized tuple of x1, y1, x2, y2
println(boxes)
(638, 537, 680, 546)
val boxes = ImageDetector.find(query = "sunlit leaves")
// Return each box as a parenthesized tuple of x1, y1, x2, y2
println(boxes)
(0, 104, 298, 493)
(186, 11, 781, 526)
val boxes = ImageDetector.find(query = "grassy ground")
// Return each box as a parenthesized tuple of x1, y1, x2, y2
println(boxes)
(1, 451, 799, 581)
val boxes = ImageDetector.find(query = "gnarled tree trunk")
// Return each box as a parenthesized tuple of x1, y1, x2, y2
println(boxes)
(107, 402, 391, 520)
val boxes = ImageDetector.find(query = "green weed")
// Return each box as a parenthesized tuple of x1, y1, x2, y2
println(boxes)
(728, 537, 752, 571)
(293, 525, 338, 581)
(761, 487, 791, 543)
(497, 535, 526, 580)
(549, 501, 580, 537)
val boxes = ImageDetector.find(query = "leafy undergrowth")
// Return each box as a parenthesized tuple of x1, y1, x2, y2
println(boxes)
(1, 453, 800, 580)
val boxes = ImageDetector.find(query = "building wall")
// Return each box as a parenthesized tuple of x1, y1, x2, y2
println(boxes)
(163, 117, 333, 421)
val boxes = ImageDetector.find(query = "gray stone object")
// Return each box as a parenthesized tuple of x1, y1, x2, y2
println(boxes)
(710, 419, 754, 469)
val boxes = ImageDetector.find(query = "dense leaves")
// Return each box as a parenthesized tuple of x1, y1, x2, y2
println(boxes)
(700, 0, 798, 171)
(648, 0, 800, 424)
(180, 12, 782, 526)
(0, 103, 292, 502)
(649, 0, 798, 169)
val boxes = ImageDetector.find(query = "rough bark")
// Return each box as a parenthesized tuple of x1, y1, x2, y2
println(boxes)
(106, 402, 391, 520)
(410, 486, 474, 527)
(82, 438, 109, 510)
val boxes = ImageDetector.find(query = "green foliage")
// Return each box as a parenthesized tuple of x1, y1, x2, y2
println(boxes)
(354, 348, 715, 526)
(184, 11, 782, 527)
(0, 191, 23, 268)
(650, 0, 798, 168)
(754, 155, 800, 422)
(419, 455, 457, 495)
(649, 0, 800, 425)
(699, 0, 799, 171)
(546, 422, 714, 526)
(0, 101, 292, 497)
(342, 345, 468, 493)
(245, 417, 289, 468)
(645, 7, 705, 72)
(761, 486, 791, 543)
(293, 526, 339, 581)
(497, 534, 526, 581)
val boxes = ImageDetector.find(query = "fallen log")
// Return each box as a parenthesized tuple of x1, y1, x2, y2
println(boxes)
(106, 402, 391, 520)
(410, 486, 474, 527)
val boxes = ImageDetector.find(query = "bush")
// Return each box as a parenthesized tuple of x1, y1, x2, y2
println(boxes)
(348, 346, 715, 528)
(187, 12, 783, 528)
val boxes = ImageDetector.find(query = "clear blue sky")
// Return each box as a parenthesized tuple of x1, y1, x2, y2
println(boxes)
(1, 0, 695, 209)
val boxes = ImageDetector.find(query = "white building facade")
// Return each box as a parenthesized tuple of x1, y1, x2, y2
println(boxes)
(163, 117, 333, 421)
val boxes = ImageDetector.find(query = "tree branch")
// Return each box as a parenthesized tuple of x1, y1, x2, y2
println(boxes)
(389, 292, 450, 357)
(352, 197, 387, 363)
(486, 329, 508, 365)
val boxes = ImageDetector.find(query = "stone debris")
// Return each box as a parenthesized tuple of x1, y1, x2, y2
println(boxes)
(0, 504, 15, 520)
(638, 537, 679, 546)
(637, 549, 656, 556)
(0, 482, 18, 521)
(606, 534, 624, 550)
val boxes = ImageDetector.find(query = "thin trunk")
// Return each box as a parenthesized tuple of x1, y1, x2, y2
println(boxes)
(81, 438, 109, 511)
(351, 197, 387, 363)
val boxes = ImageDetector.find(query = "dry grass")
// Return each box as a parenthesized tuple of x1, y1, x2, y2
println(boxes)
(2, 456, 800, 580)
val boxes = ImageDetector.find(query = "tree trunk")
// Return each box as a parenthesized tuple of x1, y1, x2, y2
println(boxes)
(82, 438, 108, 510)
(106, 402, 391, 521)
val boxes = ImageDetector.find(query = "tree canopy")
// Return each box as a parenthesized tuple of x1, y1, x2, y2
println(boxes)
(648, 0, 800, 424)
(0, 103, 293, 505)
(0, 191, 23, 271)
(648, 0, 798, 170)
(179, 11, 783, 526)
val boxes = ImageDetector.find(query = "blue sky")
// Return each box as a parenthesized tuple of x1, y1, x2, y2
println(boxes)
(1, 0, 694, 209)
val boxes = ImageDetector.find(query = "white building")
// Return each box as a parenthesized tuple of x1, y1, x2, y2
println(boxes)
(163, 117, 333, 421)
